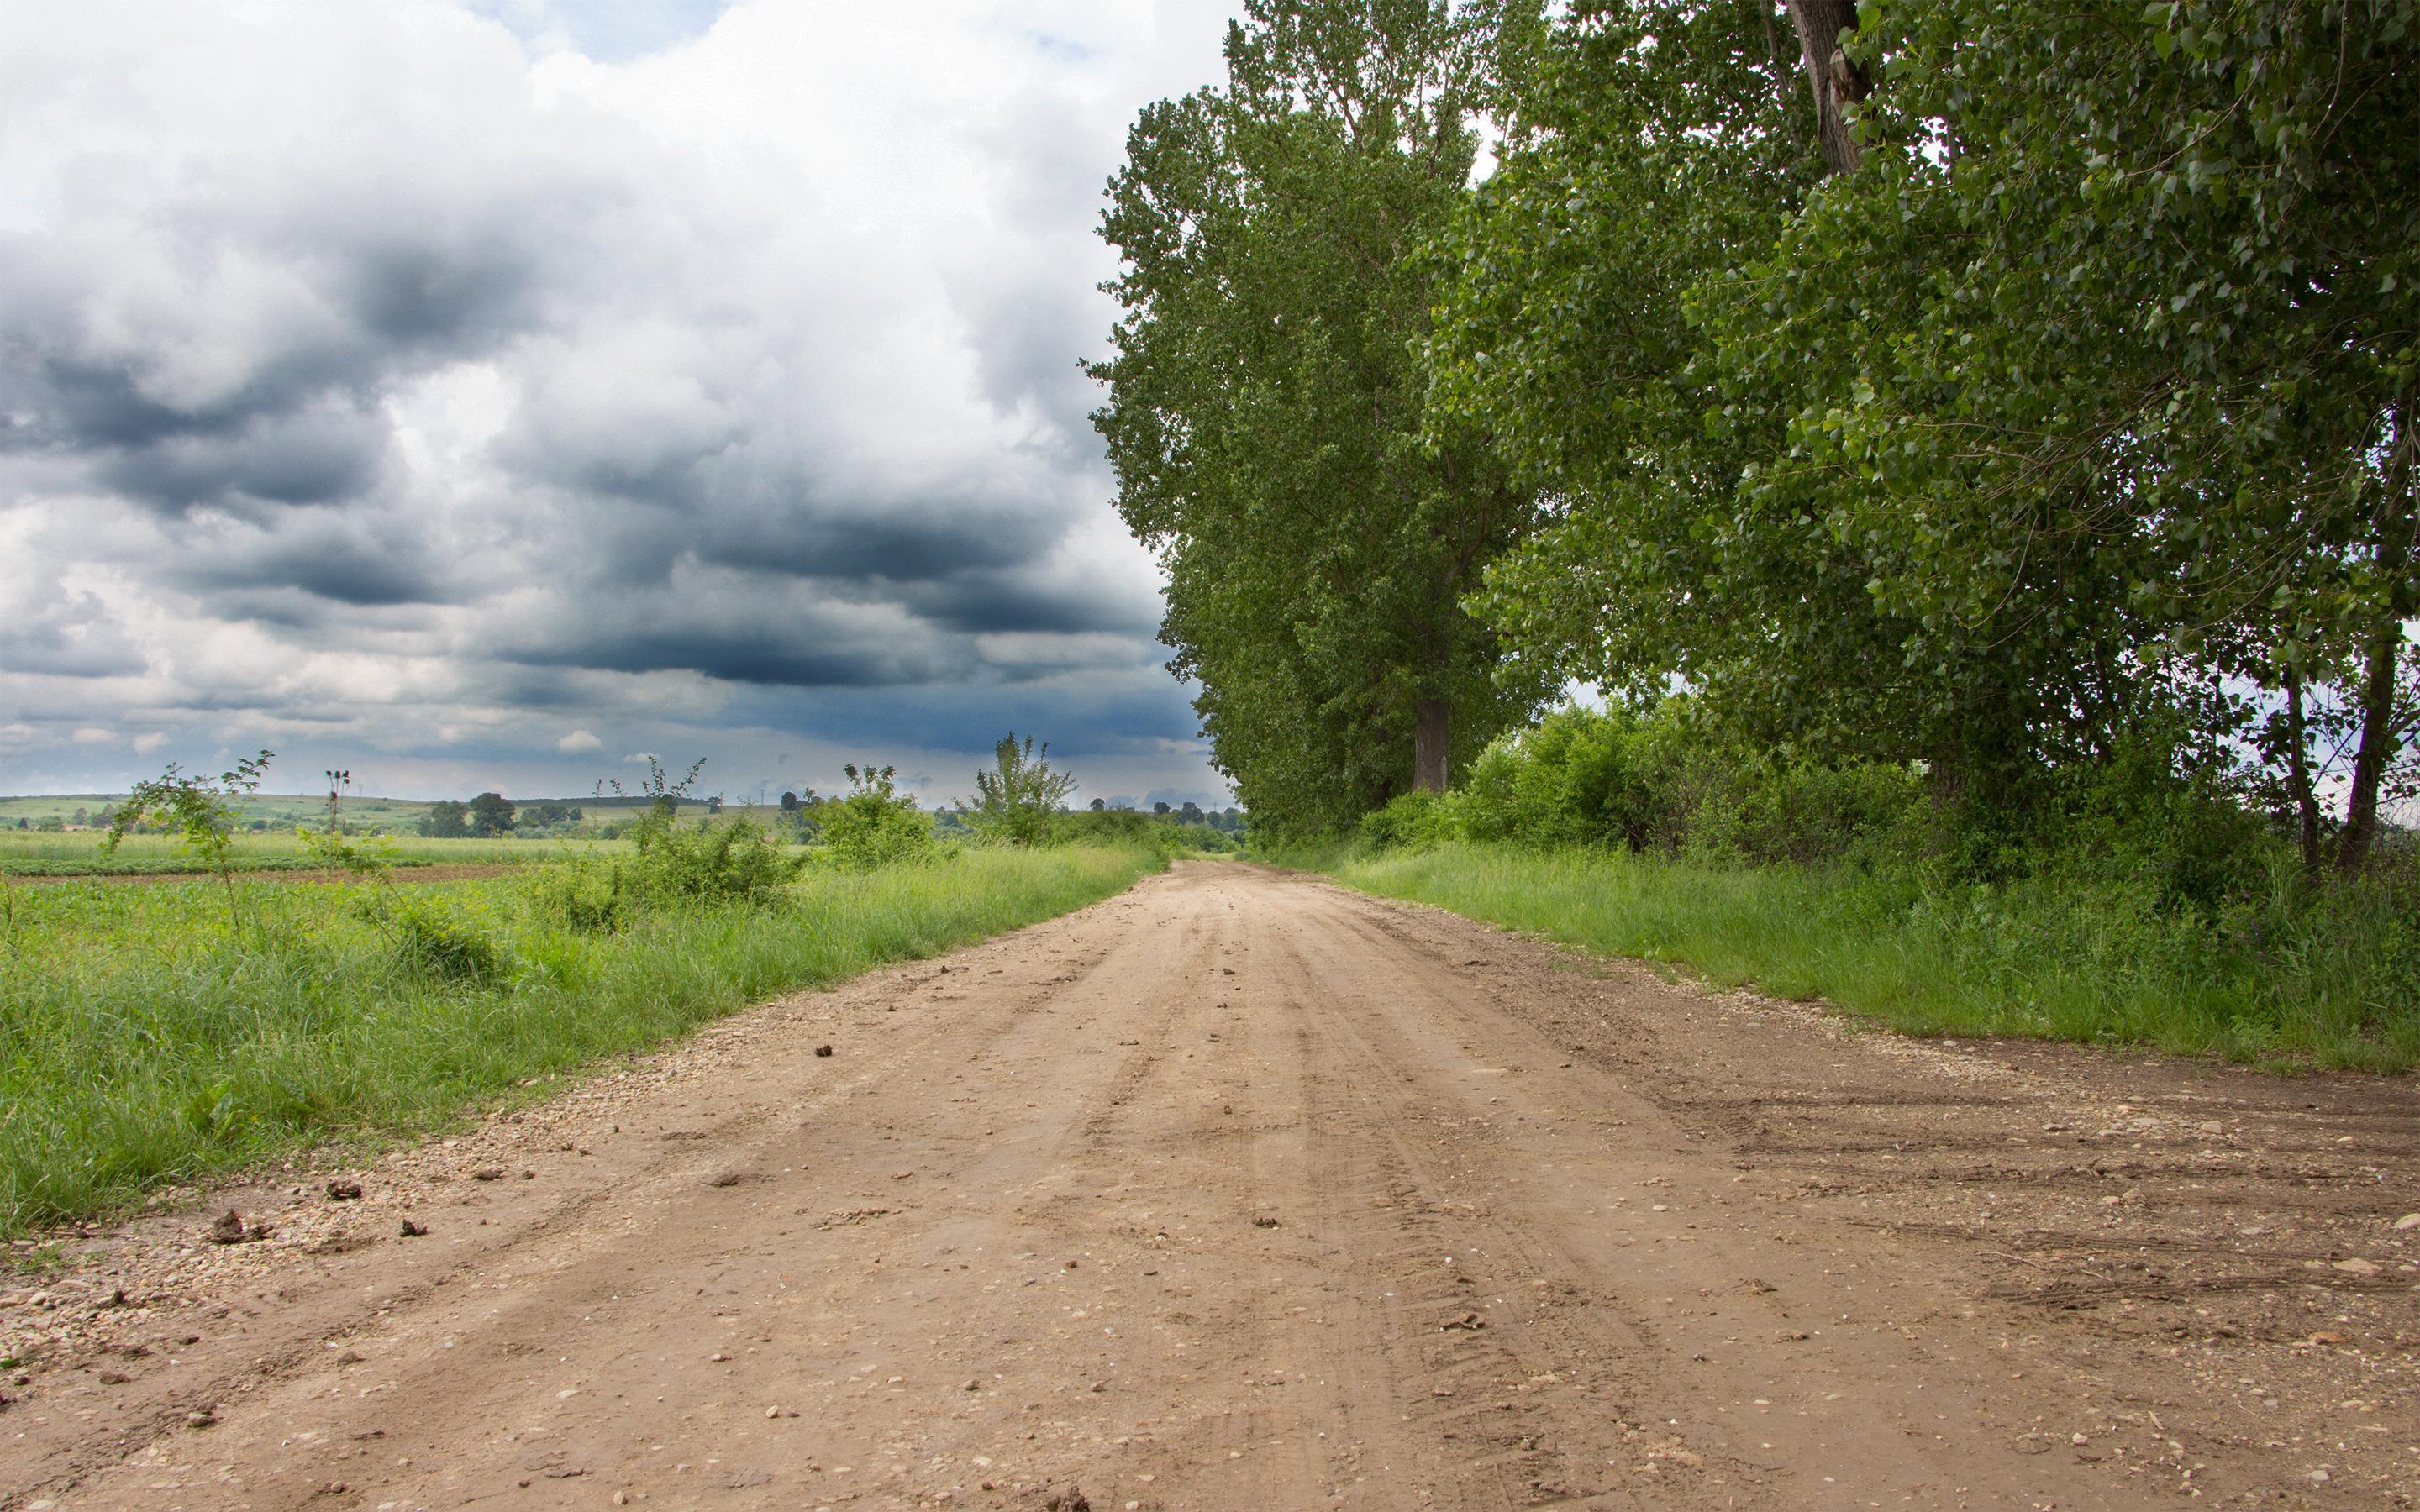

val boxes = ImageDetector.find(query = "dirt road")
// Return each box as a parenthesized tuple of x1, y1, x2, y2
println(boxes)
(4, 860, 2415, 1510)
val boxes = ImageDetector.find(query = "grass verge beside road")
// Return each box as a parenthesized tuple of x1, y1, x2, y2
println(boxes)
(0, 844, 1160, 1237)
(1298, 842, 2419, 1074)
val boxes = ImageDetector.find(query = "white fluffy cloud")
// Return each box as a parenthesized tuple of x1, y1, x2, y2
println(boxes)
(0, 0, 1232, 805)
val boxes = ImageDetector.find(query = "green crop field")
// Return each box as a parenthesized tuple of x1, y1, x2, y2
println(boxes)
(0, 829, 626, 877)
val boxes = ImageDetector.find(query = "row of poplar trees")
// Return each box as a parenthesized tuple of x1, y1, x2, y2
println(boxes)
(1092, 0, 2418, 866)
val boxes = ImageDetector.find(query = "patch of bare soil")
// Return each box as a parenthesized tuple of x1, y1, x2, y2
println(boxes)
(1, 860, 2412, 1509)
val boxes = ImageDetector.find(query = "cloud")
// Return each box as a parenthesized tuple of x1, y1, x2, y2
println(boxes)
(0, 0, 1240, 807)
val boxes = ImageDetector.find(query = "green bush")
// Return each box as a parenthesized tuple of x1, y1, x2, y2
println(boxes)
(1356, 790, 1460, 851)
(818, 765, 941, 871)
(372, 893, 509, 983)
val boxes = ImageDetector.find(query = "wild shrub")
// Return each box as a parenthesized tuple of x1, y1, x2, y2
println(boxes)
(629, 811, 806, 904)
(1357, 790, 1460, 852)
(817, 764, 940, 871)
(374, 894, 509, 983)
(955, 734, 1077, 845)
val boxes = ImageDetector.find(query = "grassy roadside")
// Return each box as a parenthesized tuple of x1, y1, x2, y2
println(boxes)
(1289, 841, 2419, 1074)
(0, 844, 1160, 1237)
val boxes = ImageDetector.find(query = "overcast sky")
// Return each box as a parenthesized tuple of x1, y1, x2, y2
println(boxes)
(0, 0, 1240, 809)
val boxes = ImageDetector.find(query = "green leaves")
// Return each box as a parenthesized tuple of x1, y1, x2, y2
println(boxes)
(1094, 0, 1553, 832)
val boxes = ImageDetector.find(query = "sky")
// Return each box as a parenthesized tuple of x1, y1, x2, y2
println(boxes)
(0, 0, 1244, 811)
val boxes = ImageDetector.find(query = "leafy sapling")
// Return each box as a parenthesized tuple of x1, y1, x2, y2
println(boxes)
(107, 750, 275, 931)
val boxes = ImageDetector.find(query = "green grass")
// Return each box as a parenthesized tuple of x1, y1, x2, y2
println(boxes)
(1305, 842, 2420, 1074)
(0, 844, 1162, 1236)
(0, 831, 626, 877)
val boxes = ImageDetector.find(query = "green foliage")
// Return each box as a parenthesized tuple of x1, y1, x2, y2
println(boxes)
(818, 764, 940, 871)
(420, 801, 469, 839)
(374, 892, 510, 983)
(466, 793, 516, 837)
(1430, 0, 2417, 858)
(104, 751, 276, 927)
(1093, 0, 1557, 833)
(955, 733, 1078, 845)
(529, 807, 808, 930)
(294, 825, 400, 881)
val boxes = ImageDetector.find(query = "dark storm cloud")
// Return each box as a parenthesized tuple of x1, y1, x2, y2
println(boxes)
(0, 591, 147, 679)
(164, 508, 453, 609)
(94, 403, 392, 514)
(901, 572, 1162, 638)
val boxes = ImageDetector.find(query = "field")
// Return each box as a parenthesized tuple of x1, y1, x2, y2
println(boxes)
(0, 843, 1164, 1236)
(0, 792, 440, 832)
(0, 828, 623, 877)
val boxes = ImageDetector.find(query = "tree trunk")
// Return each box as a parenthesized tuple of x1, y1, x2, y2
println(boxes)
(2336, 407, 2416, 874)
(2283, 668, 2322, 874)
(1784, 0, 1870, 176)
(1413, 698, 1450, 793)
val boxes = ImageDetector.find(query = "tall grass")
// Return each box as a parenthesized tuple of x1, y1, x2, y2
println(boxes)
(0, 845, 1160, 1236)
(1318, 842, 2420, 1074)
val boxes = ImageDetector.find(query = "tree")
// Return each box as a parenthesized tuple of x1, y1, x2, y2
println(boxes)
(421, 801, 469, 839)
(107, 750, 274, 928)
(1737, 0, 2420, 859)
(780, 790, 799, 812)
(466, 792, 515, 837)
(955, 733, 1079, 846)
(1092, 0, 1556, 833)
(1428, 3, 1849, 758)
(1436, 0, 2420, 853)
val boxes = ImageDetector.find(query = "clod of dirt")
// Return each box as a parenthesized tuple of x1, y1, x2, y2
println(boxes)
(709, 1173, 748, 1189)
(1252, 1215, 1281, 1228)
(1743, 1278, 1778, 1294)
(1042, 1487, 1092, 1511)
(814, 1044, 834, 1058)
(185, 1407, 217, 1429)
(398, 1218, 429, 1238)
(1443, 1312, 1486, 1331)
(97, 1370, 131, 1385)
(205, 1209, 252, 1245)
(2394, 1213, 2420, 1230)
(471, 1167, 505, 1182)
(964, 1378, 981, 1391)
(325, 1180, 363, 1201)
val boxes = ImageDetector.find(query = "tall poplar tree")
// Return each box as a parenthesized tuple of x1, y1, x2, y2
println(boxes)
(1091, 0, 1553, 833)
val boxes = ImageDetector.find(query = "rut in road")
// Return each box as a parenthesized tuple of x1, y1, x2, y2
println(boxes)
(6, 860, 2416, 1510)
